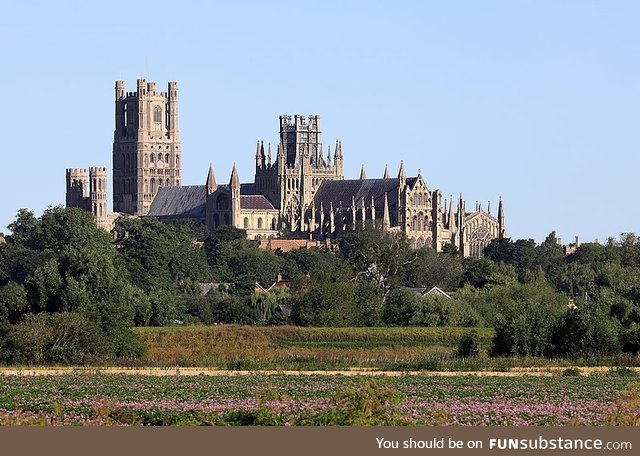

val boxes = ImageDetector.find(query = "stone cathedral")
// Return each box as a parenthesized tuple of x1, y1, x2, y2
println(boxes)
(66, 79, 505, 257)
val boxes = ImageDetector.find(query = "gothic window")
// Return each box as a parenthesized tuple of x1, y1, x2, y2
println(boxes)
(417, 211, 425, 231)
(411, 215, 417, 231)
(144, 179, 148, 193)
(224, 214, 229, 225)
(153, 106, 162, 131)
(244, 217, 250, 229)
(213, 214, 219, 228)
(165, 153, 170, 163)
(144, 154, 148, 167)
(151, 178, 156, 193)
(150, 153, 155, 163)
(176, 155, 180, 167)
(165, 178, 169, 187)
(216, 195, 229, 210)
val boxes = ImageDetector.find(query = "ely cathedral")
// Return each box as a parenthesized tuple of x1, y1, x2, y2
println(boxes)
(66, 79, 505, 257)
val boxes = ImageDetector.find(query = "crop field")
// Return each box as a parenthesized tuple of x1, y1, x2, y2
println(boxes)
(0, 373, 637, 426)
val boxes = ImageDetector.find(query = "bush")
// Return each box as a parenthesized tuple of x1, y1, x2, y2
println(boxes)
(552, 302, 621, 358)
(9, 312, 107, 365)
(457, 331, 480, 358)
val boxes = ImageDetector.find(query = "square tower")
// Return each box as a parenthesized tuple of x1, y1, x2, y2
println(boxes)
(112, 79, 182, 215)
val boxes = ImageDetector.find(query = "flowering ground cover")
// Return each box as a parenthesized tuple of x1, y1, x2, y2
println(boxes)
(0, 373, 636, 426)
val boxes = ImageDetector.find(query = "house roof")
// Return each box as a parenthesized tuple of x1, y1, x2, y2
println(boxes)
(148, 185, 207, 218)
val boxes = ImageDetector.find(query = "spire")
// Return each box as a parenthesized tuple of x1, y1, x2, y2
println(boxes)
(350, 196, 356, 229)
(370, 196, 376, 223)
(255, 140, 265, 168)
(267, 143, 272, 167)
(487, 200, 491, 215)
(326, 145, 332, 167)
(383, 164, 390, 179)
(336, 140, 343, 158)
(398, 160, 406, 188)
(359, 165, 367, 180)
(206, 163, 217, 194)
(230, 163, 240, 189)
(448, 195, 455, 229)
(498, 196, 505, 238)
(382, 192, 390, 231)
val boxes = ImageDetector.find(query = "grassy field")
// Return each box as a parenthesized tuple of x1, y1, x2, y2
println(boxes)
(134, 325, 494, 370)
(0, 372, 637, 425)
(132, 325, 640, 371)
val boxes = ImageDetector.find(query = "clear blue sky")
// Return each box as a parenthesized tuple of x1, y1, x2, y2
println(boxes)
(1, 0, 638, 243)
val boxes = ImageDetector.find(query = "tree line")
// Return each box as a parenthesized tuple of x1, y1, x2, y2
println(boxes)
(1, 206, 639, 364)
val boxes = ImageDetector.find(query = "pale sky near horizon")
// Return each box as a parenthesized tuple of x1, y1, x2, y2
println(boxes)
(1, 0, 638, 244)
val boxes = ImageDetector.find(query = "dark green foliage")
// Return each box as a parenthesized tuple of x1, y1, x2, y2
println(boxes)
(383, 287, 421, 326)
(489, 282, 568, 356)
(621, 324, 640, 354)
(115, 217, 210, 292)
(9, 312, 108, 365)
(457, 331, 480, 358)
(552, 302, 621, 358)
(411, 295, 484, 327)
(400, 247, 463, 290)
(0, 283, 28, 324)
(339, 229, 412, 286)
(204, 225, 282, 291)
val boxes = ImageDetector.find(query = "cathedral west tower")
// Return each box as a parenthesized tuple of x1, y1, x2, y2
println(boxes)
(112, 79, 181, 215)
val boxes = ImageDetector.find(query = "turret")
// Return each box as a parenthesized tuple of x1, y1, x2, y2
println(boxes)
(334, 140, 344, 178)
(382, 192, 390, 231)
(398, 160, 406, 187)
(65, 168, 89, 210)
(255, 140, 264, 169)
(447, 195, 455, 230)
(498, 197, 505, 238)
(206, 163, 217, 194)
(230, 164, 241, 227)
(89, 167, 108, 220)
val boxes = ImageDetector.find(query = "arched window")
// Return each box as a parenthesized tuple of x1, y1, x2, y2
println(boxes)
(224, 214, 229, 225)
(153, 106, 162, 130)
(213, 214, 219, 227)
(165, 153, 170, 163)
(144, 154, 148, 166)
(150, 153, 155, 163)
(144, 179, 148, 193)
(257, 218, 263, 229)
(244, 217, 250, 229)
(216, 195, 229, 210)
(271, 218, 277, 230)
(176, 155, 180, 167)
(151, 178, 156, 193)
(165, 178, 169, 187)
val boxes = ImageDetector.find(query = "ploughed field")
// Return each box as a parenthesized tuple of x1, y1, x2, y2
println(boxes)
(0, 373, 636, 425)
